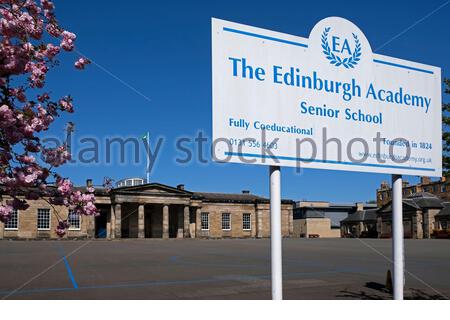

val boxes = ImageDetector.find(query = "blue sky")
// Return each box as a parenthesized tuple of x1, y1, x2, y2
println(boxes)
(43, 0, 450, 202)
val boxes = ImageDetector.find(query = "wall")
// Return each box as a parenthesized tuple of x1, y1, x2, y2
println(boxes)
(198, 202, 293, 238)
(199, 203, 257, 238)
(293, 218, 340, 238)
(1, 198, 90, 239)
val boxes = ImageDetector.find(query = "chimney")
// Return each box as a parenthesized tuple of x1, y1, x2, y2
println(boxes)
(177, 184, 185, 191)
(242, 190, 250, 194)
(86, 179, 93, 188)
(420, 177, 431, 185)
(356, 202, 364, 211)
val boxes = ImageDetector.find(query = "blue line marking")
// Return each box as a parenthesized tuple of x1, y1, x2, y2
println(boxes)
(224, 152, 435, 172)
(0, 270, 348, 297)
(57, 244, 78, 289)
(223, 27, 308, 48)
(373, 59, 434, 74)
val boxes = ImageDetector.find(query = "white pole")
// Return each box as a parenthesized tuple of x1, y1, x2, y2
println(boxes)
(392, 174, 404, 300)
(270, 165, 283, 300)
(146, 131, 150, 184)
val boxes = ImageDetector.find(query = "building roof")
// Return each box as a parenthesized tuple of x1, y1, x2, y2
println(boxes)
(436, 202, 450, 217)
(379, 192, 444, 213)
(300, 209, 325, 218)
(406, 192, 444, 209)
(193, 191, 293, 204)
(341, 209, 378, 223)
(295, 201, 377, 210)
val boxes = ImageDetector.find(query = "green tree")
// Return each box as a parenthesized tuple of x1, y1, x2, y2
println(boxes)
(443, 79, 450, 172)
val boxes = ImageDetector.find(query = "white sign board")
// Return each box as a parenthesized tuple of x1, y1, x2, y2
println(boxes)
(212, 17, 442, 176)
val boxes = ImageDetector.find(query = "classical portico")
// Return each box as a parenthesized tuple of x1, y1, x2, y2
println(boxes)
(104, 184, 196, 239)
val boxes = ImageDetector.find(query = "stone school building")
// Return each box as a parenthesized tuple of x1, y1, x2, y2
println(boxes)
(0, 179, 294, 240)
(341, 192, 450, 239)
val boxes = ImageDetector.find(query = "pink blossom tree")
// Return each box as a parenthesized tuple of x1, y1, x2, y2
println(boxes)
(0, 0, 97, 236)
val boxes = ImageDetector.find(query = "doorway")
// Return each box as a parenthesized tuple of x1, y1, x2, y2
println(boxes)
(95, 211, 107, 238)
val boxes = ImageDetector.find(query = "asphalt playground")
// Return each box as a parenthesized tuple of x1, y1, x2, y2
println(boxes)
(0, 238, 449, 299)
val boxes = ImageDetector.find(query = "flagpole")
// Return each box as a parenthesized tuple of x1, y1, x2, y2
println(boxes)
(146, 131, 150, 184)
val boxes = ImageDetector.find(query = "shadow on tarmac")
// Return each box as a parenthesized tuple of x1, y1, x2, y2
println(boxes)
(336, 282, 446, 300)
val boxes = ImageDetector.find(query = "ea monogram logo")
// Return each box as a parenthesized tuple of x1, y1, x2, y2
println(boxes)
(321, 27, 362, 68)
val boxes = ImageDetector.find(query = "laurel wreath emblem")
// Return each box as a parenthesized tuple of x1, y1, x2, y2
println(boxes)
(321, 27, 361, 68)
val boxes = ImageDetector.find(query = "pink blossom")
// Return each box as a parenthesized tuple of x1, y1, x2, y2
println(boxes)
(24, 61, 48, 88)
(43, 43, 60, 60)
(16, 154, 36, 164)
(8, 198, 30, 211)
(0, 104, 16, 127)
(45, 23, 61, 37)
(74, 57, 90, 70)
(9, 87, 26, 102)
(58, 96, 74, 113)
(0, 205, 13, 223)
(0, 0, 93, 236)
(37, 92, 50, 102)
(60, 31, 76, 51)
(57, 178, 73, 196)
(56, 220, 70, 237)
(42, 146, 71, 167)
(41, 0, 55, 11)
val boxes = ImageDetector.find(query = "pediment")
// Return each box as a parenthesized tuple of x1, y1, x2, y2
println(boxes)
(113, 183, 192, 196)
(378, 199, 420, 213)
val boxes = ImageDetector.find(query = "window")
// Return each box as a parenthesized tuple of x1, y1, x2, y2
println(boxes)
(243, 213, 251, 230)
(222, 213, 231, 230)
(37, 209, 50, 230)
(5, 209, 18, 230)
(68, 210, 80, 230)
(201, 212, 209, 230)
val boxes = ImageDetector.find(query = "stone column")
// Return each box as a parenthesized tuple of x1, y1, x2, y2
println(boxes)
(88, 216, 95, 238)
(110, 205, 115, 239)
(177, 207, 184, 238)
(256, 208, 263, 238)
(115, 203, 121, 238)
(0, 220, 4, 239)
(138, 204, 145, 239)
(289, 208, 294, 237)
(423, 211, 430, 239)
(358, 222, 365, 237)
(195, 207, 201, 238)
(418, 211, 424, 239)
(163, 205, 169, 239)
(376, 216, 382, 238)
(184, 206, 190, 238)
(106, 213, 111, 239)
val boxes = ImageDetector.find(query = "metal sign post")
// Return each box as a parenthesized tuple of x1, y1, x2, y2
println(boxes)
(270, 166, 283, 300)
(392, 174, 404, 300)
